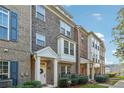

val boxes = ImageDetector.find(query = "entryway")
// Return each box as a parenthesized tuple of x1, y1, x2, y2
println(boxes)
(32, 47, 58, 87)
(40, 61, 47, 84)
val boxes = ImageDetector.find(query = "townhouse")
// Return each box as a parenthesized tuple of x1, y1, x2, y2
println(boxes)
(74, 26, 90, 77)
(31, 5, 76, 86)
(0, 6, 31, 86)
(100, 41, 105, 74)
(0, 5, 106, 87)
(88, 32, 105, 80)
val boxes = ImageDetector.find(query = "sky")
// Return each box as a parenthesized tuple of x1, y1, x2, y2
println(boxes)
(64, 5, 124, 65)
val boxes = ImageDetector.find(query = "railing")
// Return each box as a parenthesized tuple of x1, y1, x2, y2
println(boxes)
(0, 79, 12, 88)
(59, 73, 87, 79)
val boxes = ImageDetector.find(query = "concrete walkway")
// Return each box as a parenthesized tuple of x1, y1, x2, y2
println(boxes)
(98, 84, 112, 87)
(111, 80, 124, 88)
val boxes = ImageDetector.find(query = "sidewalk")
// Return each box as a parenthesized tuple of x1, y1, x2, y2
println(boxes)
(110, 80, 124, 88)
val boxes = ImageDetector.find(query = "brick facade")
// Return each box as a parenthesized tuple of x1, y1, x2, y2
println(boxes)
(0, 6, 31, 83)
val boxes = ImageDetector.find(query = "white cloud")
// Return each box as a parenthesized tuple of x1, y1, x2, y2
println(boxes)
(91, 13, 103, 21)
(95, 32, 105, 41)
(112, 50, 116, 54)
(92, 13, 102, 16)
(64, 5, 72, 7)
(106, 61, 114, 65)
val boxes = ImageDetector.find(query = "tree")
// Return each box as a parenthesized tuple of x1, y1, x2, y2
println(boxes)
(112, 8, 124, 60)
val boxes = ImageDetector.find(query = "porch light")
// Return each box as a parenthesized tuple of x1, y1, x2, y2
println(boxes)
(4, 49, 9, 53)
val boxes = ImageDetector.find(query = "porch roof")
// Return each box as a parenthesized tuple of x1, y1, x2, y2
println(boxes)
(35, 47, 58, 59)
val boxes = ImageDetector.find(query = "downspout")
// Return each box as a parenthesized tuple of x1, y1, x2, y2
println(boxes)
(30, 5, 32, 54)
(76, 26, 80, 74)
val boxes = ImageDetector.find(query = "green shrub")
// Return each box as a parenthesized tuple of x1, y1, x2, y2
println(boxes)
(70, 74, 78, 79)
(107, 73, 117, 77)
(16, 80, 42, 88)
(95, 75, 109, 83)
(70, 78, 78, 86)
(58, 78, 70, 88)
(58, 74, 89, 87)
(78, 76, 88, 84)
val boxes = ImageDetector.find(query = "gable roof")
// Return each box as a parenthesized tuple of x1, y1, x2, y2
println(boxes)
(35, 46, 58, 59)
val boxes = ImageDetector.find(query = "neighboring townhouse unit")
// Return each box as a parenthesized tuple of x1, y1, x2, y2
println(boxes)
(100, 41, 105, 74)
(74, 26, 90, 78)
(31, 5, 76, 86)
(0, 6, 31, 86)
(88, 32, 105, 80)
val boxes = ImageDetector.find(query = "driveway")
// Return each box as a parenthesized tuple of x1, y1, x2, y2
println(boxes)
(111, 80, 124, 88)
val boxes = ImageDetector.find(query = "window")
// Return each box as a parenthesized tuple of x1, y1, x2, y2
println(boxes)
(67, 66, 71, 74)
(95, 44, 97, 49)
(70, 43, 74, 55)
(81, 36, 84, 42)
(0, 61, 9, 80)
(97, 46, 99, 50)
(61, 65, 65, 75)
(67, 31, 71, 37)
(92, 42, 94, 47)
(0, 7, 9, 40)
(60, 27, 65, 35)
(36, 5, 45, 21)
(60, 20, 71, 37)
(36, 33, 45, 46)
(64, 40, 69, 54)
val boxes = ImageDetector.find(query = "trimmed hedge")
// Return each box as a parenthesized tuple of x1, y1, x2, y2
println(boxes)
(70, 78, 78, 86)
(78, 76, 88, 84)
(16, 80, 42, 88)
(95, 75, 109, 83)
(107, 73, 117, 77)
(58, 74, 88, 87)
(58, 78, 70, 88)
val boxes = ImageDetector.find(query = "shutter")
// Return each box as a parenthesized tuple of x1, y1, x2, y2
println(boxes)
(10, 11, 18, 42)
(10, 61, 18, 86)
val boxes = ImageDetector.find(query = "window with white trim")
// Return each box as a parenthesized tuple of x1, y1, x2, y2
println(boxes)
(36, 33, 45, 46)
(36, 5, 45, 21)
(61, 65, 66, 75)
(64, 40, 75, 56)
(0, 7, 9, 40)
(60, 20, 71, 37)
(0, 61, 9, 80)
(70, 43, 74, 55)
(64, 40, 69, 54)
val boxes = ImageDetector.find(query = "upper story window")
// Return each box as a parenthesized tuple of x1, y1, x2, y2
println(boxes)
(0, 7, 9, 40)
(0, 61, 9, 80)
(36, 5, 45, 21)
(64, 40, 74, 56)
(92, 42, 95, 48)
(64, 40, 69, 54)
(81, 36, 84, 42)
(97, 46, 99, 50)
(70, 43, 74, 55)
(95, 44, 97, 49)
(36, 33, 45, 46)
(60, 20, 71, 37)
(0, 7, 18, 41)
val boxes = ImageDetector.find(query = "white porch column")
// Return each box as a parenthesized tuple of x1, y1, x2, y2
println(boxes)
(65, 65, 67, 74)
(35, 56, 41, 81)
(53, 59, 58, 87)
(100, 64, 103, 74)
(87, 63, 90, 80)
(92, 64, 95, 80)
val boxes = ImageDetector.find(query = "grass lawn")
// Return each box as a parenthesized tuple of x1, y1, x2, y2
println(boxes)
(80, 83, 108, 88)
(115, 76, 124, 80)
(104, 79, 119, 85)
